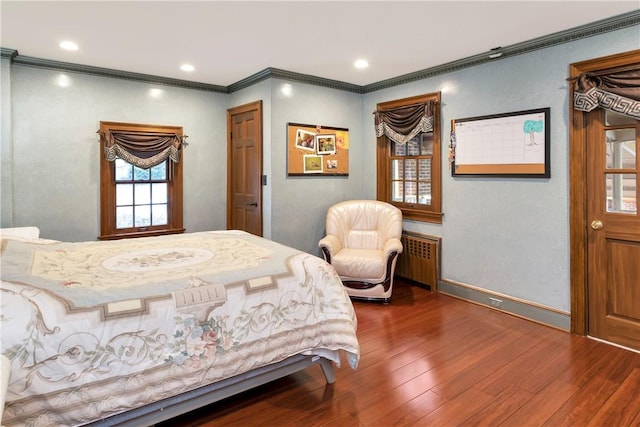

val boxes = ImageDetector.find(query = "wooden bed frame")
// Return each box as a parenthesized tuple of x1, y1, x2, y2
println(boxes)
(88, 355, 336, 426)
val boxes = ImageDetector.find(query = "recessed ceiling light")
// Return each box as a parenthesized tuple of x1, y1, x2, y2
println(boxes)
(180, 64, 195, 72)
(59, 41, 78, 51)
(354, 59, 369, 69)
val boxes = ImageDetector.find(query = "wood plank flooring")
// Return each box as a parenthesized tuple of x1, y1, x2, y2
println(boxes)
(159, 279, 640, 426)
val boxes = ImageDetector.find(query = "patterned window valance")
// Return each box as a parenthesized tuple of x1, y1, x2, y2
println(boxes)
(375, 101, 435, 145)
(101, 130, 183, 169)
(573, 64, 640, 119)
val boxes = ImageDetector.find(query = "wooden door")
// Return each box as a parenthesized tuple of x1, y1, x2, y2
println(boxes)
(227, 101, 263, 236)
(586, 109, 640, 349)
(586, 108, 640, 350)
(570, 50, 640, 351)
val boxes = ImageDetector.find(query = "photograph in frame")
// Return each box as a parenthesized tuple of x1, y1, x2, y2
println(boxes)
(316, 134, 336, 155)
(295, 129, 316, 151)
(303, 155, 323, 173)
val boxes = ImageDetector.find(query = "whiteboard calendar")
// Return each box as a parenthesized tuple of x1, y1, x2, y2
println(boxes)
(451, 108, 550, 177)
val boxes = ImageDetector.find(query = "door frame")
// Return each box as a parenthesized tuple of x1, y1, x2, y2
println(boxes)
(569, 49, 640, 335)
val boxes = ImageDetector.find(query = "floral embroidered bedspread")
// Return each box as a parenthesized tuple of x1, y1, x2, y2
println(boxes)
(0, 230, 359, 426)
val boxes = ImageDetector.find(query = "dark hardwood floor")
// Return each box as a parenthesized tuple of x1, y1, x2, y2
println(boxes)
(159, 279, 640, 426)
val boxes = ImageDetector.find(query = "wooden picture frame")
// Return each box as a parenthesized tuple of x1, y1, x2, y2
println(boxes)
(287, 123, 348, 176)
(451, 108, 550, 177)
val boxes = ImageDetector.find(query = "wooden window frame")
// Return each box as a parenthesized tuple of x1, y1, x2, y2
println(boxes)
(376, 92, 443, 223)
(99, 121, 184, 240)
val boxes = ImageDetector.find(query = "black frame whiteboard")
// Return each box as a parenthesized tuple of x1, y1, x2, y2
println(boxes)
(451, 108, 550, 178)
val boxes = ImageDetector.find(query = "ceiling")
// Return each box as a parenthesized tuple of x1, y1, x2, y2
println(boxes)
(2, 1, 638, 88)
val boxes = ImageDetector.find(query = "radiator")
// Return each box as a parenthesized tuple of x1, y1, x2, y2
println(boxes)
(395, 231, 440, 290)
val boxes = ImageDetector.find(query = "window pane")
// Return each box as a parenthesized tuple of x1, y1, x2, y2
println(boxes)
(151, 161, 167, 180)
(405, 181, 417, 203)
(116, 206, 133, 229)
(606, 129, 636, 170)
(418, 182, 432, 205)
(418, 159, 431, 181)
(391, 160, 404, 180)
(133, 166, 150, 181)
(391, 181, 403, 202)
(606, 173, 637, 214)
(405, 159, 417, 180)
(394, 142, 407, 156)
(407, 139, 420, 156)
(135, 183, 151, 205)
(606, 110, 638, 126)
(115, 159, 133, 181)
(152, 183, 168, 204)
(421, 133, 434, 155)
(152, 204, 168, 225)
(135, 205, 151, 227)
(116, 183, 133, 206)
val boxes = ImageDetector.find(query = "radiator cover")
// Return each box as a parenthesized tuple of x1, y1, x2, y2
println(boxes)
(395, 231, 440, 290)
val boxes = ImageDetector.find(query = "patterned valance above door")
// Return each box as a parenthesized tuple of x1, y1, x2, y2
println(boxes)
(573, 64, 640, 119)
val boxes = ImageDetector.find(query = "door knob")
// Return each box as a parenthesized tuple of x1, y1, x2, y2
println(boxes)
(247, 202, 258, 207)
(591, 220, 603, 230)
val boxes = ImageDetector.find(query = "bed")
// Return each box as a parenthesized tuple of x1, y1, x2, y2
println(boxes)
(0, 229, 360, 426)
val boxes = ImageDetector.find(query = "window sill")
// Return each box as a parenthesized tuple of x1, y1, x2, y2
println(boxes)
(98, 227, 185, 240)
(398, 208, 443, 224)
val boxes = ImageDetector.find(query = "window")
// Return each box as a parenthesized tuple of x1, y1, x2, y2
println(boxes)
(604, 109, 637, 214)
(114, 159, 169, 228)
(376, 92, 442, 223)
(99, 121, 184, 239)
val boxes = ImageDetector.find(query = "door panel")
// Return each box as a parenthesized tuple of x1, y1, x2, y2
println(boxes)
(227, 101, 263, 236)
(586, 108, 640, 350)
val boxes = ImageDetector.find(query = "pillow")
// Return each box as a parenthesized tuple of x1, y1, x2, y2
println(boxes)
(0, 227, 60, 244)
(0, 226, 40, 239)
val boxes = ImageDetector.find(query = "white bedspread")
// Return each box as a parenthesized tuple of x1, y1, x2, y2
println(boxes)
(0, 231, 359, 426)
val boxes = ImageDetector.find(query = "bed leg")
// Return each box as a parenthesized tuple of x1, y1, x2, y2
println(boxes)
(318, 358, 336, 384)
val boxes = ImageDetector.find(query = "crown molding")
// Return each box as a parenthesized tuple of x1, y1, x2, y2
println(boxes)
(1, 48, 18, 60)
(6, 53, 228, 93)
(227, 67, 364, 94)
(362, 9, 640, 93)
(2, 10, 638, 95)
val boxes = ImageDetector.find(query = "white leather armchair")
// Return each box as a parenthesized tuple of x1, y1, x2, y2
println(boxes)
(319, 200, 403, 304)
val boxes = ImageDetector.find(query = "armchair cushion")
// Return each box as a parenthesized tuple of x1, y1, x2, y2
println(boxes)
(333, 248, 386, 282)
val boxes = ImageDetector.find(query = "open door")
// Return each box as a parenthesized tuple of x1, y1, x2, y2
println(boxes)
(570, 50, 640, 351)
(227, 100, 263, 236)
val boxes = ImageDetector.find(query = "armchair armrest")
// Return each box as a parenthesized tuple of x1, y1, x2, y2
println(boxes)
(319, 234, 342, 263)
(383, 237, 403, 258)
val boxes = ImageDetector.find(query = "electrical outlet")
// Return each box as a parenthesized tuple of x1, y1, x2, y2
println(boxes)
(489, 297, 503, 308)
